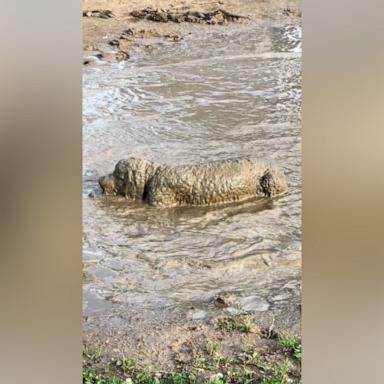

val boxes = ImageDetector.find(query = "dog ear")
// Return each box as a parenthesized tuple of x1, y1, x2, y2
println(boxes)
(258, 169, 274, 197)
(142, 180, 150, 201)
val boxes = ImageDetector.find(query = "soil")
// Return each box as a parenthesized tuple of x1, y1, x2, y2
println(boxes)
(83, 0, 301, 63)
(83, 313, 301, 382)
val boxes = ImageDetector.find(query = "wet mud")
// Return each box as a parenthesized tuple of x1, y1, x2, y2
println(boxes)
(130, 8, 248, 24)
(83, 15, 302, 372)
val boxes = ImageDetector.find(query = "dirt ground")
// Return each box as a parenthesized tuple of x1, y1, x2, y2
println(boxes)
(84, 312, 301, 382)
(83, 0, 301, 63)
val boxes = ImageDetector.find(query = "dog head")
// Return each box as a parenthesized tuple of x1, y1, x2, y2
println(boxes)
(99, 158, 159, 198)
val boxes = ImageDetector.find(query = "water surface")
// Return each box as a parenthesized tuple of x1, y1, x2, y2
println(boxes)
(83, 21, 302, 328)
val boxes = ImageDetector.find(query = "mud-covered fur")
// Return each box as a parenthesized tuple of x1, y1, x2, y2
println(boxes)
(99, 158, 287, 207)
(99, 158, 161, 199)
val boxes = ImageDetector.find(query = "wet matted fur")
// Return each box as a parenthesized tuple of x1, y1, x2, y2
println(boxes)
(99, 158, 287, 207)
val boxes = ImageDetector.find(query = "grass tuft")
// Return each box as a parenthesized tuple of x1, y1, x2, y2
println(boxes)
(278, 335, 302, 361)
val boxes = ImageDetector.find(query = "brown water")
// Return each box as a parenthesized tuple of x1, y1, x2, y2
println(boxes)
(83, 21, 301, 330)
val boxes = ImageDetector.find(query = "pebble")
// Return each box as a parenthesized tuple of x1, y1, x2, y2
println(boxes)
(240, 295, 270, 312)
(109, 39, 120, 47)
(115, 51, 130, 62)
(191, 310, 207, 320)
(210, 373, 224, 382)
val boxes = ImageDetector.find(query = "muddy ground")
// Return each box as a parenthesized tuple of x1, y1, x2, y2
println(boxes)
(83, 0, 301, 382)
(83, 0, 301, 63)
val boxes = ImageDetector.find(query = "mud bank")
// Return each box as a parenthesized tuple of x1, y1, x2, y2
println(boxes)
(84, 314, 301, 383)
(83, 0, 301, 63)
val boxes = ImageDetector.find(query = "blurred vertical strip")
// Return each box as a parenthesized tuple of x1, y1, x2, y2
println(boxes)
(0, 1, 82, 383)
(303, 0, 384, 383)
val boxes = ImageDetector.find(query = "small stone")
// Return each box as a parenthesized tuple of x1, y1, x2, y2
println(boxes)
(123, 28, 134, 35)
(271, 293, 291, 302)
(115, 51, 130, 62)
(241, 296, 270, 312)
(210, 373, 224, 382)
(164, 33, 183, 42)
(225, 307, 242, 316)
(88, 191, 96, 198)
(191, 310, 207, 320)
(83, 10, 114, 19)
(213, 293, 235, 308)
(83, 44, 95, 51)
(109, 39, 120, 47)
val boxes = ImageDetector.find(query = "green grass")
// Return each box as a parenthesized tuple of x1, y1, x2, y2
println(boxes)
(207, 342, 221, 356)
(83, 370, 124, 384)
(83, 345, 104, 364)
(208, 378, 225, 384)
(238, 345, 260, 366)
(83, 369, 196, 384)
(135, 372, 159, 384)
(83, 361, 297, 384)
(162, 372, 196, 384)
(83, 329, 301, 384)
(241, 318, 254, 333)
(114, 356, 136, 373)
(259, 359, 294, 384)
(217, 316, 256, 333)
(278, 335, 302, 361)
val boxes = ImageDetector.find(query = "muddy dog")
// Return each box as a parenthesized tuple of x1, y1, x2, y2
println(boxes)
(99, 158, 287, 207)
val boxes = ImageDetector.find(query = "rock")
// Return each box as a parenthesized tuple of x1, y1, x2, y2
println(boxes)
(130, 8, 248, 24)
(240, 296, 270, 312)
(261, 327, 279, 339)
(225, 307, 243, 316)
(164, 33, 183, 42)
(123, 28, 134, 36)
(108, 39, 120, 48)
(283, 7, 301, 17)
(271, 292, 291, 302)
(210, 373, 224, 382)
(88, 191, 96, 198)
(115, 51, 130, 62)
(191, 310, 207, 320)
(83, 10, 114, 19)
(83, 44, 95, 51)
(213, 293, 235, 308)
(120, 29, 135, 40)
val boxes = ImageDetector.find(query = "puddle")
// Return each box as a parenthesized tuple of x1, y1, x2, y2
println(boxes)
(83, 21, 301, 330)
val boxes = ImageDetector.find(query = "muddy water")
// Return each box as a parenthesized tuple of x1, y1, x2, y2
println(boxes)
(83, 21, 301, 330)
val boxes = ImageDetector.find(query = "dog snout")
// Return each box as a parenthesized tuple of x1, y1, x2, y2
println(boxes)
(99, 174, 115, 195)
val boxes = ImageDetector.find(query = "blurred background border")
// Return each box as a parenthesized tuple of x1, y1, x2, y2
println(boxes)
(0, 0, 383, 383)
